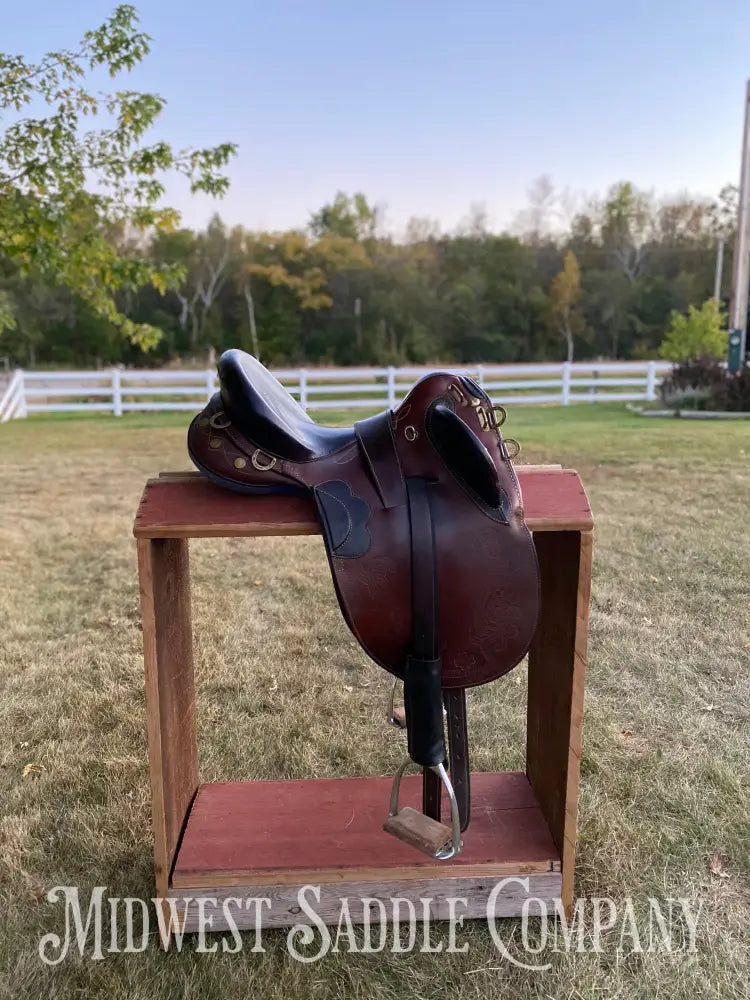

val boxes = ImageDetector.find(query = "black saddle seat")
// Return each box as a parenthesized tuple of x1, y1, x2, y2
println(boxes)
(218, 349, 354, 462)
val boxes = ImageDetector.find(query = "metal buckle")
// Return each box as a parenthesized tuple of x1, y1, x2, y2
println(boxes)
(388, 758, 462, 860)
(447, 383, 467, 406)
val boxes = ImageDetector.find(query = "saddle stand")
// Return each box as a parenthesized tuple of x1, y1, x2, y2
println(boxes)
(134, 463, 593, 935)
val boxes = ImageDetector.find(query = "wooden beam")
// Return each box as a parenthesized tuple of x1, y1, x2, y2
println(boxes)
(526, 529, 593, 915)
(134, 468, 593, 539)
(137, 538, 199, 896)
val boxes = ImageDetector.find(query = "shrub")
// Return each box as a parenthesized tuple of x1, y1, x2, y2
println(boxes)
(658, 299, 727, 362)
(707, 365, 750, 412)
(660, 357, 750, 411)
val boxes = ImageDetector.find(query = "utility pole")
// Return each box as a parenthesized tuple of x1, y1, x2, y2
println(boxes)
(714, 239, 724, 301)
(728, 80, 750, 371)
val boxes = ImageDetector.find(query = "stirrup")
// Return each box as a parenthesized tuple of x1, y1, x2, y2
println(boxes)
(383, 758, 462, 860)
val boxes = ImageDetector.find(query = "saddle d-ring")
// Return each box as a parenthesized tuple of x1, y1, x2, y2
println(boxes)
(504, 438, 521, 459)
(491, 404, 507, 427)
(387, 758, 462, 860)
(209, 410, 232, 430)
(251, 449, 277, 471)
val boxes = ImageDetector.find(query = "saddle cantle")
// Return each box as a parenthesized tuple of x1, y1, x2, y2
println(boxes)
(188, 350, 540, 858)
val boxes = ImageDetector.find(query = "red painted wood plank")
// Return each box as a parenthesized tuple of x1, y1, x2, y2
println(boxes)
(172, 772, 559, 886)
(134, 468, 592, 538)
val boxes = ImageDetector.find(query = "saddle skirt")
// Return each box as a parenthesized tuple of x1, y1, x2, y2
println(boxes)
(188, 350, 540, 690)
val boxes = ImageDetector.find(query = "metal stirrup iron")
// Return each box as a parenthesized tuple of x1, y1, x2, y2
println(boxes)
(385, 758, 461, 859)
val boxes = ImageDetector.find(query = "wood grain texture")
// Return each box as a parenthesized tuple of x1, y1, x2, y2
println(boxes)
(133, 468, 592, 538)
(165, 872, 564, 931)
(137, 538, 199, 895)
(171, 772, 560, 889)
(526, 529, 593, 916)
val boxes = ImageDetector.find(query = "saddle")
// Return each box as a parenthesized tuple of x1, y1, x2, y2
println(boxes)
(188, 350, 540, 859)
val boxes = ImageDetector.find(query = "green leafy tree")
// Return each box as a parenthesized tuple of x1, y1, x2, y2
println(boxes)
(0, 5, 236, 348)
(659, 298, 727, 361)
(309, 192, 379, 241)
(549, 250, 584, 362)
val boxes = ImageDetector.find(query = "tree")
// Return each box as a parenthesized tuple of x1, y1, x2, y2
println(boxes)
(658, 298, 727, 361)
(0, 5, 235, 348)
(309, 192, 379, 241)
(601, 182, 654, 284)
(549, 250, 584, 362)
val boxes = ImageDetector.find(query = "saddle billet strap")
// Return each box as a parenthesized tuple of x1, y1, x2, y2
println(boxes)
(445, 688, 470, 831)
(422, 767, 442, 823)
(421, 692, 469, 830)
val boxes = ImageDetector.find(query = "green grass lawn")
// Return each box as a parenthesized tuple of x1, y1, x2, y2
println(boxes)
(0, 404, 748, 999)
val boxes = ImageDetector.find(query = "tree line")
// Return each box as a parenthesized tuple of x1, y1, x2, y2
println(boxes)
(0, 8, 739, 371)
(1, 180, 737, 369)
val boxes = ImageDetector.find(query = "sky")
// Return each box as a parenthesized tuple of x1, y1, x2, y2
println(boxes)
(5, 0, 750, 235)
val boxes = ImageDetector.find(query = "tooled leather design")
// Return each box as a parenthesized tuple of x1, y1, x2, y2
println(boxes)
(447, 586, 532, 681)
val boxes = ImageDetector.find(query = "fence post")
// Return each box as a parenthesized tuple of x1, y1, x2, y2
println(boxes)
(591, 369, 599, 404)
(646, 360, 657, 401)
(205, 369, 214, 402)
(17, 370, 26, 418)
(476, 364, 485, 388)
(112, 367, 122, 417)
(561, 362, 572, 405)
(387, 366, 396, 408)
(299, 369, 308, 411)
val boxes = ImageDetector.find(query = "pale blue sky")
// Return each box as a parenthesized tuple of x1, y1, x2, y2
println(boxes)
(5, 0, 750, 233)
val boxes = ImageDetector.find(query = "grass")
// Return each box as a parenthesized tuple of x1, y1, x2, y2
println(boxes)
(0, 404, 748, 1000)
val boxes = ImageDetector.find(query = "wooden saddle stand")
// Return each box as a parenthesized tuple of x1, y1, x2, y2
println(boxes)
(134, 358, 593, 934)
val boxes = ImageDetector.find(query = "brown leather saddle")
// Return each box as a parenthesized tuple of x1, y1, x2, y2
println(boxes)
(188, 350, 540, 858)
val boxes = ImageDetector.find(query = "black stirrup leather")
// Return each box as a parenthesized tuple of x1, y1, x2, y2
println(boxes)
(188, 350, 540, 859)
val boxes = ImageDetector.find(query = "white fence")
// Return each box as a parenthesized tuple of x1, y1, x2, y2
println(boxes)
(0, 361, 671, 423)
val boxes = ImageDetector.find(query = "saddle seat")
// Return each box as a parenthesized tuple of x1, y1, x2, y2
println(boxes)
(218, 349, 354, 461)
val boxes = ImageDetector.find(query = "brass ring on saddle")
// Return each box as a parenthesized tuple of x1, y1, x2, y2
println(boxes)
(491, 404, 507, 428)
(209, 410, 232, 430)
(251, 449, 277, 471)
(387, 758, 462, 860)
(404, 425, 418, 442)
(504, 438, 521, 459)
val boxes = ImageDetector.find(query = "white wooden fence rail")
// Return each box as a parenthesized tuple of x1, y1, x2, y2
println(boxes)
(0, 361, 670, 422)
